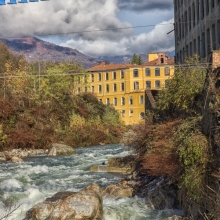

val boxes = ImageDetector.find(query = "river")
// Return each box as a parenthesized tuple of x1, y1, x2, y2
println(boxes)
(0, 144, 182, 219)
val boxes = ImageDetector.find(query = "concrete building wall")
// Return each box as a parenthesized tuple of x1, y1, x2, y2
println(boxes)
(174, 0, 220, 63)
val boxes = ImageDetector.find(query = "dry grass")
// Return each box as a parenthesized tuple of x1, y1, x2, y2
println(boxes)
(138, 120, 181, 178)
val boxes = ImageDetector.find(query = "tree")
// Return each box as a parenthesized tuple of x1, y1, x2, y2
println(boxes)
(138, 56, 143, 65)
(131, 53, 143, 65)
(131, 53, 138, 64)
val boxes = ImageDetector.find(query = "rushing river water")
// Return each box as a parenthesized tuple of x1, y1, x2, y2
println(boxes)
(0, 144, 182, 220)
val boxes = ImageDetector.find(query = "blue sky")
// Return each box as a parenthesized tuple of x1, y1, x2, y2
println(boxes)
(0, 0, 174, 57)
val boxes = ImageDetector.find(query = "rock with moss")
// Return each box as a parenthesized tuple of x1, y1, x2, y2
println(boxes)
(48, 143, 76, 156)
(23, 183, 103, 220)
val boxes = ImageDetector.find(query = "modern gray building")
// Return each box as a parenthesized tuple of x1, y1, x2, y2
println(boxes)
(174, 0, 220, 63)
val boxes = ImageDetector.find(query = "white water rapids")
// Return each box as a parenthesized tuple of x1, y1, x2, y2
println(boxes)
(0, 144, 182, 219)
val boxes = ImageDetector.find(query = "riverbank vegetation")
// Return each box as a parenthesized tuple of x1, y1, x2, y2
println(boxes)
(124, 55, 220, 219)
(0, 42, 125, 151)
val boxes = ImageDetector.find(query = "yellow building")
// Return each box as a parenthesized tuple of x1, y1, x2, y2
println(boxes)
(87, 52, 174, 125)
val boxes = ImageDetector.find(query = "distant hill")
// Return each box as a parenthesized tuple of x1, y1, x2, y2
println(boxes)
(98, 54, 149, 64)
(0, 36, 103, 69)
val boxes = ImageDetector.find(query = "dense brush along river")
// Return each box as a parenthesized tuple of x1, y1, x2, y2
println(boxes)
(0, 144, 182, 219)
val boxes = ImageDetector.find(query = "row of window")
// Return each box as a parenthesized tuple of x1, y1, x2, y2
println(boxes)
(91, 67, 170, 82)
(99, 95, 144, 106)
(93, 80, 169, 93)
(175, 0, 220, 41)
(176, 21, 220, 62)
(120, 110, 145, 119)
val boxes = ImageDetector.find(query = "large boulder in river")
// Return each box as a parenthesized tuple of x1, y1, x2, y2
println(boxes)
(11, 156, 23, 163)
(0, 152, 6, 162)
(23, 183, 103, 220)
(102, 181, 133, 198)
(48, 143, 76, 156)
(90, 156, 136, 174)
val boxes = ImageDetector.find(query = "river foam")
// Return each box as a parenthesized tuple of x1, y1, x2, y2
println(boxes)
(0, 144, 182, 220)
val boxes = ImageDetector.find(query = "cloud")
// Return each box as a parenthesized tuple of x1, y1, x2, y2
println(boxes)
(118, 0, 173, 12)
(0, 0, 133, 39)
(61, 18, 175, 57)
(0, 0, 174, 57)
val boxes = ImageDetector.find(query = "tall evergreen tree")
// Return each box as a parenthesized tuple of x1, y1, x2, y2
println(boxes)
(131, 53, 138, 64)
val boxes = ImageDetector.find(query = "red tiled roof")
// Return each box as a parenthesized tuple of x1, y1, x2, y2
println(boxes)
(142, 58, 175, 66)
(87, 62, 135, 72)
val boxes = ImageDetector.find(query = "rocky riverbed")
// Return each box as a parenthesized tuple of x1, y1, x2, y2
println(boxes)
(0, 144, 185, 219)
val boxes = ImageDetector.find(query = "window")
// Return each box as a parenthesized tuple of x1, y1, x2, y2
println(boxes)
(155, 68, 160, 76)
(145, 68, 150, 76)
(146, 81, 151, 89)
(212, 0, 215, 7)
(121, 97, 125, 105)
(207, 29, 211, 53)
(106, 84, 109, 93)
(218, 20, 220, 49)
(184, 11, 188, 35)
(121, 70, 125, 79)
(121, 110, 125, 117)
(164, 67, 170, 76)
(106, 98, 110, 105)
(189, 7, 191, 30)
(98, 73, 101, 81)
(133, 81, 139, 90)
(129, 96, 133, 105)
(206, 0, 209, 15)
(113, 83, 117, 92)
(121, 83, 125, 91)
(202, 32, 206, 58)
(197, 0, 200, 23)
(129, 109, 133, 116)
(161, 58, 164, 64)
(113, 98, 117, 106)
(198, 36, 201, 55)
(192, 3, 195, 27)
(91, 86, 94, 93)
(140, 95, 144, 104)
(193, 39, 196, 53)
(98, 85, 102, 93)
(201, 0, 204, 19)
(212, 24, 216, 50)
(139, 112, 145, 119)
(78, 87, 80, 94)
(190, 42, 192, 56)
(133, 69, 139, 77)
(113, 71, 116, 80)
(84, 76, 88, 83)
(155, 80, 161, 88)
(106, 72, 109, 80)
(91, 74, 94, 82)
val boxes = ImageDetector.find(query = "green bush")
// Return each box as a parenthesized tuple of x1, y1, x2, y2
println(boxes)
(173, 117, 210, 202)
(155, 54, 206, 118)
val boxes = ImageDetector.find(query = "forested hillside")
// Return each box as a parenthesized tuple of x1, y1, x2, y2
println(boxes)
(0, 42, 125, 150)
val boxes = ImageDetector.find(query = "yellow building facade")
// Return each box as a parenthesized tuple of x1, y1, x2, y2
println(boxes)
(87, 52, 174, 125)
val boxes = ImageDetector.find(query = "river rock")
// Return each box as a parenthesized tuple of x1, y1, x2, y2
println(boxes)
(107, 155, 136, 174)
(23, 183, 103, 220)
(11, 156, 23, 163)
(0, 152, 6, 162)
(48, 143, 76, 156)
(102, 181, 133, 198)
